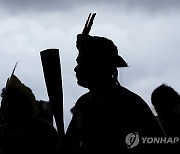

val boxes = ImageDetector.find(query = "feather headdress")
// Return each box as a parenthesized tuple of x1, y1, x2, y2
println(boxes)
(5, 63, 38, 114)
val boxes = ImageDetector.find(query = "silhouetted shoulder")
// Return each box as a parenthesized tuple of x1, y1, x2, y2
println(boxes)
(70, 92, 91, 114)
(112, 85, 164, 136)
(72, 86, 153, 116)
(116, 85, 151, 109)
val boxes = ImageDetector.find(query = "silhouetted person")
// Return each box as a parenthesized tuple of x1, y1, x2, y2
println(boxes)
(0, 74, 59, 154)
(65, 13, 164, 154)
(151, 84, 180, 137)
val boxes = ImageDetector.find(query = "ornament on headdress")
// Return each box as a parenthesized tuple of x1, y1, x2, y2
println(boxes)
(77, 13, 128, 68)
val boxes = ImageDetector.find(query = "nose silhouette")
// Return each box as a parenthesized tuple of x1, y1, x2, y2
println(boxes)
(74, 66, 78, 72)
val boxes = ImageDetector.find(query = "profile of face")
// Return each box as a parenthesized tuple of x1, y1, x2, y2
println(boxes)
(75, 35, 127, 89)
(74, 54, 102, 88)
(74, 55, 117, 92)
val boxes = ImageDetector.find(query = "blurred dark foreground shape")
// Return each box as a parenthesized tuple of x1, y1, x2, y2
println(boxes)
(40, 48, 65, 152)
(0, 72, 60, 154)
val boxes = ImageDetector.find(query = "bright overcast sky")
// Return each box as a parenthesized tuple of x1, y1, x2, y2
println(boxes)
(0, 0, 180, 129)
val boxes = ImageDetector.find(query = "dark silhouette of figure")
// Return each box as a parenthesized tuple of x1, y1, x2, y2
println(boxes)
(151, 84, 180, 137)
(36, 100, 54, 125)
(0, 74, 59, 154)
(65, 13, 164, 154)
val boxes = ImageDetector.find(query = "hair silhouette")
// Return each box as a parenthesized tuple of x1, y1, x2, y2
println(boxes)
(151, 83, 180, 137)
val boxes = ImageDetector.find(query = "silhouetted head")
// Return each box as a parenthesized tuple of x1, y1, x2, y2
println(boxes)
(0, 75, 38, 123)
(74, 34, 128, 89)
(76, 34, 128, 68)
(151, 84, 180, 121)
